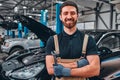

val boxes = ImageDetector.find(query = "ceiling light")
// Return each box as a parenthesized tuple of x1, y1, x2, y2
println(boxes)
(0, 3, 2, 6)
(110, 0, 120, 4)
(56, 1, 63, 4)
(23, 6, 27, 9)
(115, 4, 120, 13)
(32, 8, 35, 11)
(14, 7, 18, 13)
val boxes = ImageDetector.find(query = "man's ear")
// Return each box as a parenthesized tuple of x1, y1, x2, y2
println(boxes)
(77, 14, 79, 18)
(77, 14, 79, 20)
(59, 15, 62, 20)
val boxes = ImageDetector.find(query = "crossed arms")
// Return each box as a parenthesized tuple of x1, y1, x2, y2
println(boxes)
(46, 54, 100, 78)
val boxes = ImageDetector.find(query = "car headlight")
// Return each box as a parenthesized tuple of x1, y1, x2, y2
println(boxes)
(4, 42, 10, 47)
(9, 63, 44, 79)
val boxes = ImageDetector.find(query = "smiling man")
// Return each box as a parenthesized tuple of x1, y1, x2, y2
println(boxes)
(45, 1, 100, 80)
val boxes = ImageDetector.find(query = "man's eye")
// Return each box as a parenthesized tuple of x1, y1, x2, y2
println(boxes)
(63, 12, 76, 15)
(71, 12, 76, 15)
(63, 12, 68, 15)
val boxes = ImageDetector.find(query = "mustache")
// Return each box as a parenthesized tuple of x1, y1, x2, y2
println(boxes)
(65, 18, 74, 22)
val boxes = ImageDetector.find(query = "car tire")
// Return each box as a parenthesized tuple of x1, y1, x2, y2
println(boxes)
(9, 48, 23, 55)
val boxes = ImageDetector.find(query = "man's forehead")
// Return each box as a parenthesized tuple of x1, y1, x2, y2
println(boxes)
(61, 6, 77, 12)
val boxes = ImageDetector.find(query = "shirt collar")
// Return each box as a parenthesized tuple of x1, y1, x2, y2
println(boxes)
(62, 29, 79, 37)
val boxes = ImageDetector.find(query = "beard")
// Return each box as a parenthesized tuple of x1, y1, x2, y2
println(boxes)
(62, 18, 77, 29)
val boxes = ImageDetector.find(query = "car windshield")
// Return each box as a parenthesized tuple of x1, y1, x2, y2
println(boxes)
(98, 33, 120, 52)
(82, 30, 120, 52)
(82, 30, 106, 43)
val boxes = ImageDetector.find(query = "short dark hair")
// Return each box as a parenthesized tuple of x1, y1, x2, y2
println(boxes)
(60, 1, 78, 14)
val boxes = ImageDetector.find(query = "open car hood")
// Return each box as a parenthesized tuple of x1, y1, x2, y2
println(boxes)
(14, 15, 56, 44)
(0, 15, 18, 30)
(0, 21, 18, 30)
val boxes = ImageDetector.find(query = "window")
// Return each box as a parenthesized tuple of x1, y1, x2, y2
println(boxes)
(98, 33, 120, 52)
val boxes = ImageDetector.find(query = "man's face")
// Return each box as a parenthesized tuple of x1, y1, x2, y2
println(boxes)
(60, 6, 78, 29)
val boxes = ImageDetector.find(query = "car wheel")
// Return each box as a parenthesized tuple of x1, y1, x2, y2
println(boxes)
(9, 48, 23, 55)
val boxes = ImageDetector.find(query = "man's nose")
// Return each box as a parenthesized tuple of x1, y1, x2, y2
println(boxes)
(67, 13, 72, 18)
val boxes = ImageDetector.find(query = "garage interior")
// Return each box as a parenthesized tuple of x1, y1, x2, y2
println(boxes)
(0, 0, 120, 31)
(0, 0, 120, 80)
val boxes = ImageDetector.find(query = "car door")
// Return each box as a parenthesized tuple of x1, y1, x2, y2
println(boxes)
(97, 33, 120, 52)
(97, 32, 120, 80)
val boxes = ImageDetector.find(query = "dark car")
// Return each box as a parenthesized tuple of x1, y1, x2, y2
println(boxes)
(96, 31, 120, 80)
(84, 30, 120, 53)
(82, 30, 120, 80)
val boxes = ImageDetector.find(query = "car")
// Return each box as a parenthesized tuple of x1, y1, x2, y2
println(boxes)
(84, 30, 120, 80)
(84, 30, 120, 52)
(96, 31, 120, 80)
(1, 33, 40, 55)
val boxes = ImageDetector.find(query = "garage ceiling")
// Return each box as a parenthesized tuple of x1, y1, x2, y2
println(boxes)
(0, 0, 120, 21)
(0, 0, 53, 19)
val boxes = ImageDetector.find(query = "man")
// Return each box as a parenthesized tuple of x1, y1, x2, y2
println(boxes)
(45, 1, 100, 79)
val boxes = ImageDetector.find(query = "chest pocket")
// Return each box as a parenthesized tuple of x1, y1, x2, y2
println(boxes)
(53, 34, 89, 80)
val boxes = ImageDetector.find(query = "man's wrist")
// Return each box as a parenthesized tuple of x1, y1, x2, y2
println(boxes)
(77, 58, 89, 68)
(70, 62, 78, 68)
(53, 64, 71, 77)
(62, 68, 71, 76)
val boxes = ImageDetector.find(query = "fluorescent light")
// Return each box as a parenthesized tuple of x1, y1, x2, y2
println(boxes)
(23, 6, 27, 9)
(110, 0, 120, 4)
(14, 7, 18, 12)
(0, 3, 2, 6)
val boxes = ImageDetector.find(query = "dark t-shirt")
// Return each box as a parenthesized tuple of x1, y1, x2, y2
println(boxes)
(46, 29, 98, 59)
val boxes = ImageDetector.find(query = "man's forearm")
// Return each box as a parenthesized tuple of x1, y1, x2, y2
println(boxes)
(70, 55, 100, 77)
(58, 62, 77, 69)
(70, 64, 100, 77)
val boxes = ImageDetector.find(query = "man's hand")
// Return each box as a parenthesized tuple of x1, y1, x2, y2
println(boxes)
(53, 64, 71, 78)
(77, 58, 89, 68)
